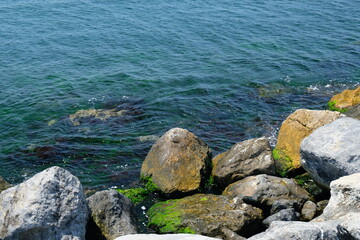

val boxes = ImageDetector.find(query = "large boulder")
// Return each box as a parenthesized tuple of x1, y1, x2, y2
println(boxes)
(300, 117, 360, 188)
(328, 86, 360, 111)
(212, 137, 275, 187)
(0, 166, 88, 240)
(147, 194, 263, 238)
(223, 174, 310, 208)
(273, 109, 341, 175)
(87, 190, 137, 240)
(314, 173, 360, 239)
(114, 234, 220, 240)
(141, 128, 211, 195)
(248, 221, 347, 240)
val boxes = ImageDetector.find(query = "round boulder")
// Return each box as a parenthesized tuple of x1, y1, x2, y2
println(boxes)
(141, 128, 211, 195)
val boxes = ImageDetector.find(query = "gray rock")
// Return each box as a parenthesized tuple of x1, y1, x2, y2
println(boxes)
(300, 117, 360, 189)
(212, 137, 275, 186)
(263, 208, 300, 228)
(314, 173, 360, 239)
(270, 199, 298, 214)
(114, 234, 220, 240)
(316, 200, 329, 216)
(221, 228, 247, 240)
(0, 166, 88, 240)
(141, 128, 211, 194)
(301, 200, 317, 221)
(248, 220, 347, 240)
(223, 174, 310, 208)
(87, 190, 137, 240)
(345, 103, 360, 120)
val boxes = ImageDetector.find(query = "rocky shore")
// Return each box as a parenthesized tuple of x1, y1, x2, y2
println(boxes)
(0, 86, 359, 240)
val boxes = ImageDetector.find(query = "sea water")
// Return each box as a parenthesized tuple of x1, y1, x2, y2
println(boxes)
(0, 0, 359, 189)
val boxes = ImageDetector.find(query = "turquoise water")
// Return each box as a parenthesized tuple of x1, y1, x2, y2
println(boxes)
(1, 0, 359, 190)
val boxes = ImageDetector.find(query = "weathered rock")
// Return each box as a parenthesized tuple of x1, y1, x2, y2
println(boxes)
(69, 108, 127, 126)
(114, 234, 220, 240)
(270, 199, 298, 214)
(300, 117, 360, 188)
(87, 190, 137, 240)
(345, 103, 360, 119)
(273, 109, 341, 175)
(314, 173, 360, 239)
(212, 137, 275, 187)
(262, 208, 300, 228)
(328, 86, 360, 111)
(0, 176, 11, 193)
(301, 200, 317, 221)
(248, 221, 347, 240)
(0, 166, 88, 240)
(221, 228, 247, 240)
(141, 128, 211, 194)
(147, 194, 263, 238)
(223, 174, 310, 208)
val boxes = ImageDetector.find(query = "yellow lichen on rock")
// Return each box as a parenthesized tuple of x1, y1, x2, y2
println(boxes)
(329, 86, 360, 110)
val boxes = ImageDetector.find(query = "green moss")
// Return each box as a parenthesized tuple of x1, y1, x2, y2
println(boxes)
(141, 175, 161, 192)
(116, 188, 149, 204)
(327, 101, 348, 113)
(272, 148, 293, 177)
(294, 174, 311, 187)
(147, 200, 196, 234)
(200, 197, 208, 201)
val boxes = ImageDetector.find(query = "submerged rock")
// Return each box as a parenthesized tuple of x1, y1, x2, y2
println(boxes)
(314, 173, 360, 239)
(141, 128, 211, 195)
(212, 137, 275, 187)
(328, 86, 360, 111)
(87, 190, 137, 240)
(223, 174, 310, 208)
(273, 109, 341, 175)
(0, 166, 88, 240)
(114, 234, 220, 240)
(301, 117, 360, 188)
(147, 194, 263, 238)
(69, 109, 127, 126)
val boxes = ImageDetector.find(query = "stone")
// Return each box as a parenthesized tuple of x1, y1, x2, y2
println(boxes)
(300, 117, 360, 188)
(221, 228, 247, 240)
(69, 109, 127, 126)
(141, 128, 211, 194)
(0, 166, 88, 240)
(212, 137, 275, 187)
(273, 109, 341, 175)
(248, 221, 348, 240)
(328, 86, 360, 111)
(223, 174, 310, 208)
(270, 199, 298, 214)
(147, 194, 263, 238)
(262, 208, 300, 228)
(114, 234, 220, 240)
(87, 190, 137, 240)
(301, 200, 317, 221)
(0, 176, 11, 193)
(345, 103, 360, 119)
(314, 173, 360, 239)
(316, 200, 328, 216)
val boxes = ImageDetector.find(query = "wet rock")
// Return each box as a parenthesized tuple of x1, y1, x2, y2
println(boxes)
(328, 86, 360, 111)
(273, 109, 341, 175)
(262, 208, 300, 228)
(300, 117, 360, 188)
(141, 128, 211, 195)
(0, 166, 88, 240)
(223, 174, 310, 208)
(248, 221, 346, 240)
(69, 109, 127, 126)
(0, 176, 11, 193)
(87, 190, 137, 240)
(212, 137, 275, 187)
(314, 173, 360, 239)
(301, 200, 317, 221)
(114, 234, 220, 240)
(147, 194, 263, 238)
(270, 199, 298, 214)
